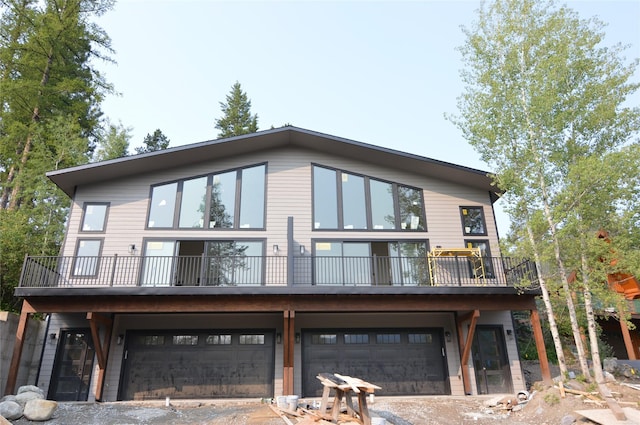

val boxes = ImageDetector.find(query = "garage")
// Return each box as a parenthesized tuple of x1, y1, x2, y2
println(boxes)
(119, 330, 274, 400)
(302, 329, 449, 397)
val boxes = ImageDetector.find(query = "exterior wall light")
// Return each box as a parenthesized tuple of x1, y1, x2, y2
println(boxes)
(128, 244, 136, 255)
(273, 245, 279, 255)
(276, 333, 282, 344)
(444, 331, 451, 342)
(300, 245, 305, 255)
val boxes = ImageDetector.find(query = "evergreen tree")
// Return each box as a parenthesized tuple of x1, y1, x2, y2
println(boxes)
(94, 121, 132, 161)
(0, 0, 114, 311)
(452, 0, 639, 381)
(214, 82, 259, 138)
(135, 129, 170, 154)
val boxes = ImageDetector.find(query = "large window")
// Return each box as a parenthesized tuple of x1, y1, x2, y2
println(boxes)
(140, 239, 264, 286)
(314, 240, 429, 285)
(80, 203, 109, 232)
(312, 165, 426, 231)
(72, 239, 102, 276)
(460, 206, 487, 236)
(147, 164, 266, 229)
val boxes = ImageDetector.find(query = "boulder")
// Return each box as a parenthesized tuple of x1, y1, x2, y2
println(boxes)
(15, 390, 44, 407)
(0, 400, 22, 420)
(23, 399, 57, 422)
(17, 385, 45, 398)
(603, 357, 618, 373)
(0, 395, 17, 404)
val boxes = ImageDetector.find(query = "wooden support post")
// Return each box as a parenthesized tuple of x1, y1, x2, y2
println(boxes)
(530, 308, 552, 385)
(619, 319, 637, 360)
(87, 312, 113, 401)
(4, 301, 30, 396)
(283, 310, 295, 395)
(457, 309, 479, 395)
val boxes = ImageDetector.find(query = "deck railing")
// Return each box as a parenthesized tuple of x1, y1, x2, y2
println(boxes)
(19, 254, 537, 289)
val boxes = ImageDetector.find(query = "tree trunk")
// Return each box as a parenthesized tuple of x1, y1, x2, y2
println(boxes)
(527, 223, 568, 375)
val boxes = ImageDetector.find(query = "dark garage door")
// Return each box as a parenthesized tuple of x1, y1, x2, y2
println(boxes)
(120, 330, 274, 400)
(302, 329, 449, 397)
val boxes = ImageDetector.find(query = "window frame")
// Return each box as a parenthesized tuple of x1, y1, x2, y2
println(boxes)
(459, 206, 488, 236)
(79, 202, 110, 233)
(71, 238, 103, 277)
(312, 164, 427, 232)
(145, 163, 267, 230)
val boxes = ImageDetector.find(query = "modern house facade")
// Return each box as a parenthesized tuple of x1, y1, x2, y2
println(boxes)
(6, 127, 550, 402)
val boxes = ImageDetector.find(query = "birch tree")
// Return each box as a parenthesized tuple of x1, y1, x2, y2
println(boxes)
(452, 0, 640, 380)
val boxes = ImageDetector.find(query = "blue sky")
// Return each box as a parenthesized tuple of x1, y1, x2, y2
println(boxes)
(94, 0, 640, 236)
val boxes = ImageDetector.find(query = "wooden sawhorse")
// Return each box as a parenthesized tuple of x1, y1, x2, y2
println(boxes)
(316, 373, 381, 425)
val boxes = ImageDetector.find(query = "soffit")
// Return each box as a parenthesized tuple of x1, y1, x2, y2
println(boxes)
(47, 127, 499, 200)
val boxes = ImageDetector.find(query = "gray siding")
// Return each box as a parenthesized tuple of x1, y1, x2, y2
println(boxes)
(62, 146, 500, 271)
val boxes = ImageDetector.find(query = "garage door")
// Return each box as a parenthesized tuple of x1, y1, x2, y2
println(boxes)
(120, 330, 274, 400)
(302, 329, 449, 397)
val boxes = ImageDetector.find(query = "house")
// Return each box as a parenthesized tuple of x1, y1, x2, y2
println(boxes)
(5, 126, 551, 402)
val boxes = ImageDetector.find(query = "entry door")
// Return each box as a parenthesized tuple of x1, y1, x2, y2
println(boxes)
(472, 325, 513, 394)
(48, 330, 95, 401)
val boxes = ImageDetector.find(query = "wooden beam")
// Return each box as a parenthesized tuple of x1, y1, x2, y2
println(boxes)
(87, 312, 113, 401)
(530, 308, 552, 385)
(4, 302, 30, 396)
(23, 293, 538, 314)
(619, 319, 637, 360)
(457, 309, 479, 395)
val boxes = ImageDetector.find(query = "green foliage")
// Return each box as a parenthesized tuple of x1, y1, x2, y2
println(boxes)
(543, 392, 560, 406)
(94, 121, 132, 161)
(453, 0, 640, 374)
(135, 129, 170, 154)
(0, 0, 115, 309)
(214, 82, 259, 138)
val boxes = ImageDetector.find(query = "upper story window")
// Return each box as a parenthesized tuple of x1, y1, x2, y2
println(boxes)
(147, 163, 266, 230)
(72, 239, 102, 276)
(312, 165, 426, 231)
(80, 203, 109, 232)
(460, 206, 487, 236)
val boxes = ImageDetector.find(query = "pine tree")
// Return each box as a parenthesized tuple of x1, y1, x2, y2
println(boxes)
(214, 82, 259, 138)
(135, 129, 170, 154)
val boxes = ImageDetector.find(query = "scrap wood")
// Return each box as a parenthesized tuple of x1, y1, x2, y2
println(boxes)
(598, 383, 627, 421)
(558, 381, 566, 398)
(621, 382, 640, 391)
(269, 404, 296, 425)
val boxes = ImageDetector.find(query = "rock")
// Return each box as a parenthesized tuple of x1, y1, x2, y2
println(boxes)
(23, 399, 57, 421)
(17, 385, 45, 398)
(0, 395, 16, 404)
(0, 415, 13, 425)
(560, 413, 576, 425)
(15, 390, 44, 406)
(0, 400, 22, 420)
(604, 371, 616, 382)
(603, 357, 618, 373)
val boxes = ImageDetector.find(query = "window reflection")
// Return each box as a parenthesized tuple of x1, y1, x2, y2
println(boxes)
(313, 167, 338, 229)
(179, 176, 207, 228)
(148, 183, 177, 228)
(370, 180, 395, 229)
(239, 165, 265, 228)
(342, 173, 367, 229)
(398, 186, 424, 230)
(210, 171, 236, 228)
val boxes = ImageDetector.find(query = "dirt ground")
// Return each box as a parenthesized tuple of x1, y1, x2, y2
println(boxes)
(8, 361, 640, 425)
(9, 380, 640, 425)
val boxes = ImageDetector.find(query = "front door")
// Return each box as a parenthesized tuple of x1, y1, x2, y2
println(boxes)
(48, 330, 95, 401)
(472, 325, 513, 394)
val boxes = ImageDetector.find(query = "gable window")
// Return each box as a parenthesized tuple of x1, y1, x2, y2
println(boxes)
(72, 239, 102, 276)
(80, 203, 109, 232)
(178, 176, 207, 228)
(460, 206, 487, 236)
(146, 163, 266, 229)
(148, 182, 177, 228)
(312, 165, 425, 231)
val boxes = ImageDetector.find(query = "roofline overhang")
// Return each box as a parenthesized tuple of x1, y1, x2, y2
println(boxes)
(47, 126, 501, 201)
